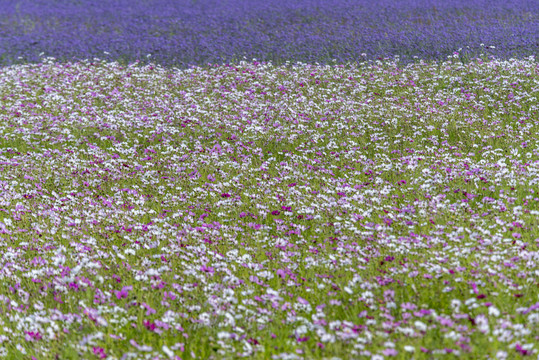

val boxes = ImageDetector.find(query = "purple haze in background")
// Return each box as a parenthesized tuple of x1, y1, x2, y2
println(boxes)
(0, 0, 537, 69)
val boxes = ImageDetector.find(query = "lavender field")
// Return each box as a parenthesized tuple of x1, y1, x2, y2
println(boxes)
(0, 1, 538, 360)
(1, 0, 538, 68)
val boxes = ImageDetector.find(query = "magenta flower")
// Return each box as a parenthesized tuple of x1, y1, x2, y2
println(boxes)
(516, 344, 530, 356)
(271, 210, 280, 215)
(114, 286, 133, 300)
(92, 347, 107, 359)
(200, 265, 215, 274)
(25, 331, 43, 341)
(143, 320, 156, 332)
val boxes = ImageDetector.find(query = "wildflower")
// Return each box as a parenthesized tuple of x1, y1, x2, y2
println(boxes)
(403, 346, 415, 352)
(297, 297, 309, 305)
(383, 348, 398, 356)
(114, 286, 133, 300)
(200, 265, 215, 274)
(92, 347, 107, 359)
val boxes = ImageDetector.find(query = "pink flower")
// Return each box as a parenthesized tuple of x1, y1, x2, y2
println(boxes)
(143, 320, 156, 331)
(25, 331, 42, 342)
(92, 347, 107, 359)
(383, 348, 398, 356)
(297, 297, 309, 305)
(114, 286, 133, 299)
(516, 344, 530, 356)
(200, 265, 215, 274)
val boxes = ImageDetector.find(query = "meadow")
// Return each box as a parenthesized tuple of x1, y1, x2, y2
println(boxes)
(0, 1, 538, 359)
(0, 53, 537, 360)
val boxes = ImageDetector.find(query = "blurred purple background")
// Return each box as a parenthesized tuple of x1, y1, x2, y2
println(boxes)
(1, 0, 537, 68)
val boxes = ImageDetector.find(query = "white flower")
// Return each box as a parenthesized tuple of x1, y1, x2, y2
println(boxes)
(414, 321, 427, 332)
(488, 306, 500, 317)
(320, 333, 335, 343)
(476, 315, 489, 334)
(162, 345, 174, 358)
(450, 299, 461, 311)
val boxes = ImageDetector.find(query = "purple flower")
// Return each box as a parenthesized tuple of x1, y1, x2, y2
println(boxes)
(516, 344, 530, 356)
(383, 348, 398, 356)
(249, 275, 264, 285)
(25, 331, 43, 342)
(114, 286, 133, 300)
(200, 265, 215, 274)
(271, 210, 280, 215)
(297, 297, 309, 305)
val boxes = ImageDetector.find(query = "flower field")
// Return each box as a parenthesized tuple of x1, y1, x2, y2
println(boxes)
(0, 54, 537, 359)
(0, 1, 538, 359)
(1, 0, 538, 69)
